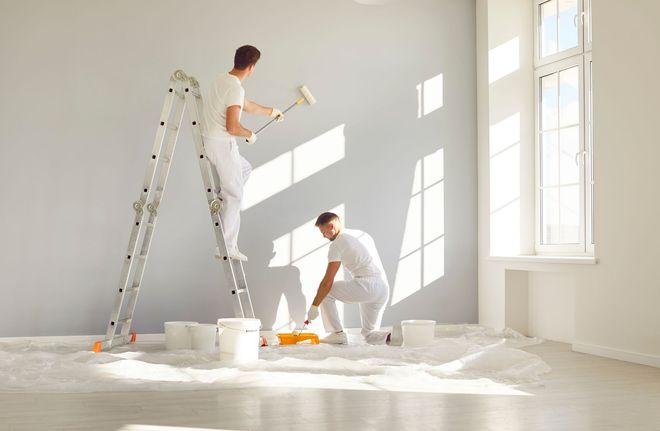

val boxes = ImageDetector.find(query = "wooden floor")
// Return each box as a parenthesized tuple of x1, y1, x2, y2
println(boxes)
(2, 341, 660, 431)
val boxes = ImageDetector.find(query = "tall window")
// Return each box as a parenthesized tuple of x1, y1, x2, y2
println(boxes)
(534, 0, 593, 254)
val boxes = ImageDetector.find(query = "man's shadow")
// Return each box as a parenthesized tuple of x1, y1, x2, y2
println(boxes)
(247, 240, 306, 332)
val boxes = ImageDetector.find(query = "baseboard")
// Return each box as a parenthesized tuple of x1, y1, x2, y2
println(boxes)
(0, 333, 165, 344)
(572, 342, 660, 368)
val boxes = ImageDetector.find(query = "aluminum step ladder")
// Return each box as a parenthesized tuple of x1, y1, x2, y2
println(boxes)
(93, 70, 254, 352)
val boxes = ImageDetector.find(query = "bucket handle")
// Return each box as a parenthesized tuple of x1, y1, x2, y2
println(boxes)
(217, 321, 261, 333)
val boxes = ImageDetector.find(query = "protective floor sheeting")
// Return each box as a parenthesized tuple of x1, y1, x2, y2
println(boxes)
(0, 325, 550, 395)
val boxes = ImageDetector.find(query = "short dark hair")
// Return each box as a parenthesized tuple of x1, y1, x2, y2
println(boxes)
(234, 45, 261, 70)
(315, 212, 339, 227)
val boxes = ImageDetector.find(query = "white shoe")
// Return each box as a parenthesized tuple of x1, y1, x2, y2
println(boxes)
(215, 247, 248, 262)
(387, 322, 402, 346)
(320, 331, 348, 345)
(229, 249, 248, 261)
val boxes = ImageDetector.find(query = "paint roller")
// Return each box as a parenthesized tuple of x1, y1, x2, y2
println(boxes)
(248, 85, 316, 141)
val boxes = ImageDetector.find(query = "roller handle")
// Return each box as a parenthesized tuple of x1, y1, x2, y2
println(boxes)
(250, 97, 305, 138)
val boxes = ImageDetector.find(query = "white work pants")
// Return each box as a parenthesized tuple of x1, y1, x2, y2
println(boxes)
(204, 137, 252, 252)
(320, 276, 390, 344)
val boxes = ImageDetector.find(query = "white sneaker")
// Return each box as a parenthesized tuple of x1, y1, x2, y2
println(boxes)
(229, 250, 248, 261)
(320, 331, 348, 345)
(387, 322, 403, 346)
(215, 247, 248, 262)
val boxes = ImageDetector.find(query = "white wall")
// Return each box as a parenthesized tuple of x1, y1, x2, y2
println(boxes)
(573, 0, 660, 364)
(476, 0, 537, 332)
(478, 0, 660, 366)
(0, 0, 477, 337)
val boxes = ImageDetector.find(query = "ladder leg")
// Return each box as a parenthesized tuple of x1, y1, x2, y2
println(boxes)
(96, 73, 188, 351)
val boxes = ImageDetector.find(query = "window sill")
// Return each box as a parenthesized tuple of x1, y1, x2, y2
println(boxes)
(488, 255, 598, 265)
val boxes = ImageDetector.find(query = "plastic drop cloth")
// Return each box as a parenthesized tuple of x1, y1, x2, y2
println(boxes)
(0, 325, 550, 394)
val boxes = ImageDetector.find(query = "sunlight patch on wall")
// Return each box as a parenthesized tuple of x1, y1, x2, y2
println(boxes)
(417, 73, 444, 118)
(391, 149, 445, 306)
(489, 37, 520, 84)
(293, 125, 345, 183)
(243, 125, 345, 210)
(489, 113, 521, 255)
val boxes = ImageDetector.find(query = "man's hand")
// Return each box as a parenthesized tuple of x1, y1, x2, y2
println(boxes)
(246, 132, 258, 145)
(270, 108, 284, 122)
(306, 305, 319, 321)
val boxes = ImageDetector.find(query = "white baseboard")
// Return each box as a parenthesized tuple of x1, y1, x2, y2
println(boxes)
(0, 333, 165, 344)
(572, 342, 660, 368)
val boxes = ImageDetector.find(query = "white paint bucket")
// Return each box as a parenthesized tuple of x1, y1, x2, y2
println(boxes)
(217, 318, 261, 362)
(187, 323, 218, 352)
(401, 320, 436, 347)
(164, 321, 198, 350)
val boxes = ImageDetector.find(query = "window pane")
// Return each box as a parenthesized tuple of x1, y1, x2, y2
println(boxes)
(541, 73, 559, 130)
(540, 0, 558, 58)
(559, 126, 579, 185)
(541, 131, 559, 187)
(559, 185, 580, 243)
(558, 0, 578, 51)
(541, 187, 560, 244)
(559, 66, 579, 127)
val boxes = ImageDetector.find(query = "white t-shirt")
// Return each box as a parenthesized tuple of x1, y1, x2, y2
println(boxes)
(328, 229, 388, 282)
(202, 73, 245, 139)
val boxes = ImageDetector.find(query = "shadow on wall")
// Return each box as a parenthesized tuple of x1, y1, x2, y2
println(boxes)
(246, 238, 306, 332)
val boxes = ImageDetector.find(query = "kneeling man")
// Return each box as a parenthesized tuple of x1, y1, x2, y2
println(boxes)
(306, 212, 393, 345)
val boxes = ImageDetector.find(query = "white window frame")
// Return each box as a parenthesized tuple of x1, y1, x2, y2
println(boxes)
(534, 0, 585, 67)
(584, 0, 592, 51)
(534, 0, 592, 256)
(585, 52, 593, 254)
(534, 56, 586, 255)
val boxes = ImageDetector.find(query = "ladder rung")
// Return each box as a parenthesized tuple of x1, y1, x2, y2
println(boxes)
(118, 317, 132, 325)
(138, 254, 148, 259)
(166, 124, 178, 131)
(232, 288, 247, 294)
(161, 156, 171, 163)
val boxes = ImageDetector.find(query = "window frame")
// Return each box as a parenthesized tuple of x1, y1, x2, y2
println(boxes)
(534, 0, 585, 68)
(585, 52, 593, 254)
(534, 56, 586, 255)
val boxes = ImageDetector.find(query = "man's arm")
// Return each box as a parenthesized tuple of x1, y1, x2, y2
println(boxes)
(225, 105, 253, 138)
(243, 99, 276, 116)
(311, 261, 341, 307)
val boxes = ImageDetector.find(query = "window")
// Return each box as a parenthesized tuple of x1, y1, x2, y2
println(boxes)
(534, 0, 592, 254)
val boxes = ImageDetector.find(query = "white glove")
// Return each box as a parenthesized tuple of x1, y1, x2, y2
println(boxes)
(306, 305, 319, 321)
(270, 108, 284, 122)
(246, 132, 257, 145)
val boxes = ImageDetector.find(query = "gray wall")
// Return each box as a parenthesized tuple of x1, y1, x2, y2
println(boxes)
(0, 0, 477, 337)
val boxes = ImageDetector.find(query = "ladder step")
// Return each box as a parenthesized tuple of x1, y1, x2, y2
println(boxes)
(232, 288, 247, 294)
(166, 124, 179, 131)
(161, 156, 171, 163)
(118, 317, 132, 325)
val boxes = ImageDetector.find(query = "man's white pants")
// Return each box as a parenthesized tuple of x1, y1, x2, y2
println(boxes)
(320, 276, 390, 344)
(204, 137, 252, 252)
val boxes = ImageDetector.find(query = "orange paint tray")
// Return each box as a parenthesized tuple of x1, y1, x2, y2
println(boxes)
(276, 332, 320, 345)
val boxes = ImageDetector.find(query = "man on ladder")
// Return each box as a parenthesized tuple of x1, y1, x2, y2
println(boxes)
(203, 45, 283, 261)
